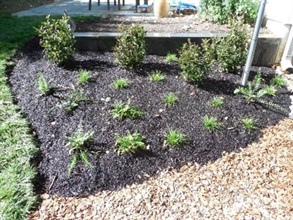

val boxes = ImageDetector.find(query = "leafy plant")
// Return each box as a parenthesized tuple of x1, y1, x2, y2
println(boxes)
(37, 14, 76, 65)
(241, 117, 256, 131)
(164, 129, 187, 148)
(271, 76, 286, 87)
(113, 24, 146, 70)
(210, 96, 224, 108)
(112, 78, 130, 89)
(64, 89, 89, 112)
(151, 70, 166, 82)
(200, 0, 259, 26)
(234, 71, 265, 102)
(216, 21, 249, 73)
(165, 53, 178, 63)
(115, 132, 146, 154)
(111, 101, 144, 119)
(202, 115, 222, 132)
(262, 85, 277, 96)
(78, 69, 91, 84)
(234, 71, 289, 114)
(164, 93, 178, 107)
(66, 125, 94, 174)
(178, 39, 215, 84)
(37, 73, 52, 95)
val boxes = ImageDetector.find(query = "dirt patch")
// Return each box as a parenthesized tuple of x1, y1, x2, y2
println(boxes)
(9, 37, 290, 197)
(75, 14, 272, 34)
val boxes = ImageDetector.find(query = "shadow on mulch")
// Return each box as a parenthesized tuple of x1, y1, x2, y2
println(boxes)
(8, 38, 291, 197)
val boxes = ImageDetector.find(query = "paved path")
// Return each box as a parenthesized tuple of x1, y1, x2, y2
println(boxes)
(13, 0, 143, 17)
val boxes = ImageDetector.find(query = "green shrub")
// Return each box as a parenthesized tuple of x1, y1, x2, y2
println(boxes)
(200, 0, 259, 26)
(37, 14, 76, 65)
(216, 21, 249, 73)
(115, 132, 146, 154)
(164, 129, 187, 148)
(178, 39, 215, 84)
(113, 24, 146, 70)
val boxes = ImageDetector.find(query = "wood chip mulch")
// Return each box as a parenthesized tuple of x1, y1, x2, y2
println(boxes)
(30, 118, 293, 220)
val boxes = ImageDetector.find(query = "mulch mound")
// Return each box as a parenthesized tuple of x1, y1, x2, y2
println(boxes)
(30, 118, 293, 219)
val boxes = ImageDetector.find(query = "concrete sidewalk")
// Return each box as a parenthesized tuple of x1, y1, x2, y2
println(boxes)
(13, 0, 146, 17)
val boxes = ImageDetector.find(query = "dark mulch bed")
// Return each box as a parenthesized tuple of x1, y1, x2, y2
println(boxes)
(9, 37, 291, 197)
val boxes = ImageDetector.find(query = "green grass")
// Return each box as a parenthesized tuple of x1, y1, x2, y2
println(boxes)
(0, 13, 46, 220)
(271, 75, 286, 87)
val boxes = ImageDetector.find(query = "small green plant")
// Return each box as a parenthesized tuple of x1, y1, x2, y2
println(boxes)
(64, 89, 89, 112)
(111, 101, 144, 119)
(113, 24, 146, 70)
(271, 76, 286, 87)
(78, 69, 91, 84)
(202, 115, 222, 132)
(165, 53, 178, 63)
(151, 70, 166, 82)
(164, 93, 178, 107)
(210, 97, 224, 108)
(37, 73, 52, 95)
(66, 125, 94, 174)
(164, 129, 187, 148)
(37, 14, 76, 65)
(178, 39, 215, 84)
(262, 85, 277, 96)
(234, 71, 265, 102)
(115, 132, 146, 154)
(241, 117, 256, 131)
(112, 78, 130, 89)
(216, 21, 249, 73)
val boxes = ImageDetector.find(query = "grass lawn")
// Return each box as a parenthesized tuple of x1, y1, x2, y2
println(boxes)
(0, 12, 46, 220)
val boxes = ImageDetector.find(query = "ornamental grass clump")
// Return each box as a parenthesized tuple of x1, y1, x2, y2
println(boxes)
(78, 69, 91, 84)
(164, 129, 187, 148)
(150, 70, 166, 82)
(178, 39, 215, 84)
(37, 14, 76, 65)
(113, 24, 146, 70)
(112, 78, 130, 89)
(202, 115, 222, 132)
(115, 132, 146, 154)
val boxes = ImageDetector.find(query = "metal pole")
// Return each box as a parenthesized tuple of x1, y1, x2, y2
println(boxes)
(241, 0, 267, 86)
